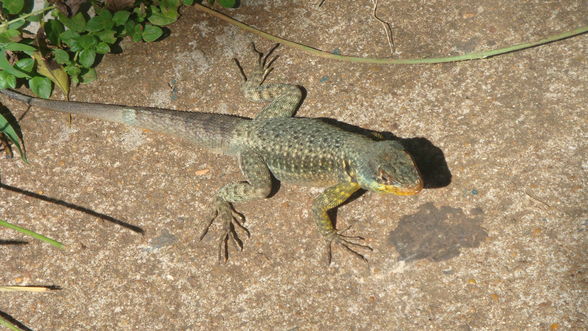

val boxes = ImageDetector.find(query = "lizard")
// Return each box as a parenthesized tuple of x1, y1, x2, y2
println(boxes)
(0, 44, 423, 263)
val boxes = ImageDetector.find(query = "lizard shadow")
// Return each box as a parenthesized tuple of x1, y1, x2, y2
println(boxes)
(0, 182, 144, 234)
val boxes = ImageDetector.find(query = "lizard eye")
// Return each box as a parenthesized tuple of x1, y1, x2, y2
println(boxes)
(377, 168, 394, 184)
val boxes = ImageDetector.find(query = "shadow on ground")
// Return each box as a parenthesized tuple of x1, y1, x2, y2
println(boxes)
(388, 203, 488, 262)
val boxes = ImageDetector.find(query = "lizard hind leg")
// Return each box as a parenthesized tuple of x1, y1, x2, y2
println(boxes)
(199, 150, 273, 262)
(234, 43, 278, 87)
(235, 43, 303, 119)
(199, 197, 250, 262)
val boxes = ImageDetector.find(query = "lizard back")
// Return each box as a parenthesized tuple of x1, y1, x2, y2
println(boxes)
(236, 117, 371, 186)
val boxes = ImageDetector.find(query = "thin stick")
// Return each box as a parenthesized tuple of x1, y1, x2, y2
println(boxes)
(372, 0, 395, 55)
(194, 3, 587, 65)
(0, 5, 56, 30)
(0, 286, 55, 292)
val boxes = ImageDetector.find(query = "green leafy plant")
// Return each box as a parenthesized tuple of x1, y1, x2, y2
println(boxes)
(0, 112, 26, 161)
(0, 219, 64, 248)
(0, 0, 237, 99)
(0, 0, 238, 160)
(0, 315, 20, 331)
(0, 218, 63, 330)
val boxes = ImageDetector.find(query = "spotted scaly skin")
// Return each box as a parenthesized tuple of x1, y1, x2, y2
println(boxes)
(0, 45, 423, 263)
(203, 45, 423, 263)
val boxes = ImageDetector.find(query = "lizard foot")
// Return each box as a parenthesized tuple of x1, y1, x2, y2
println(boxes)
(234, 43, 279, 85)
(325, 226, 373, 265)
(199, 199, 251, 262)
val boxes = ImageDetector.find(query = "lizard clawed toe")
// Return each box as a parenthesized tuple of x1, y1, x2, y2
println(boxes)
(250, 43, 280, 84)
(234, 43, 279, 85)
(200, 199, 250, 263)
(233, 58, 248, 82)
(325, 226, 373, 265)
(250, 42, 280, 66)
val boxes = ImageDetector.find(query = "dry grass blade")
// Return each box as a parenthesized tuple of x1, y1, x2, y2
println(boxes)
(0, 286, 55, 292)
(372, 0, 395, 55)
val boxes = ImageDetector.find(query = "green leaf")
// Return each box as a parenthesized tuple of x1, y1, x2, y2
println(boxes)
(2, 42, 36, 52)
(31, 52, 69, 95)
(60, 37, 82, 52)
(79, 49, 96, 68)
(0, 71, 16, 89)
(65, 64, 81, 77)
(60, 30, 80, 42)
(52, 49, 70, 65)
(161, 0, 180, 19)
(161, 8, 179, 21)
(131, 24, 143, 42)
(183, 0, 195, 5)
(113, 10, 131, 26)
(77, 34, 98, 49)
(1, 0, 24, 14)
(85, 17, 105, 33)
(29, 76, 52, 99)
(59, 31, 82, 52)
(9, 20, 26, 30)
(58, 12, 86, 33)
(95, 42, 110, 54)
(66, 40, 82, 52)
(0, 29, 20, 43)
(45, 19, 66, 45)
(25, 14, 41, 22)
(95, 30, 117, 44)
(81, 68, 96, 83)
(133, 6, 147, 21)
(142, 24, 163, 42)
(218, 0, 236, 8)
(15, 58, 34, 73)
(148, 6, 177, 26)
(162, 0, 181, 7)
(0, 51, 30, 78)
(123, 20, 136, 36)
(0, 113, 27, 162)
(95, 8, 113, 18)
(86, 10, 114, 32)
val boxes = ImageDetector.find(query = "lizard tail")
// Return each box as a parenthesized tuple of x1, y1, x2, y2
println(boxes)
(0, 89, 33, 104)
(1, 89, 247, 154)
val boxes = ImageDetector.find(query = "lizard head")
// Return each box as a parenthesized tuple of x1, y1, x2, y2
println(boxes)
(354, 140, 423, 196)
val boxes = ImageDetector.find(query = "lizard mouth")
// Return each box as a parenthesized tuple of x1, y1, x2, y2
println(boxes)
(376, 179, 423, 196)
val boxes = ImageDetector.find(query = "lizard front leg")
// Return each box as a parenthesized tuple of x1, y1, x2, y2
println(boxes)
(200, 150, 272, 262)
(235, 43, 303, 119)
(312, 182, 373, 264)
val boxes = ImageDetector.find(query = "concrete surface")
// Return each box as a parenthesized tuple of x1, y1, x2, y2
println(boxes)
(1, 1, 586, 329)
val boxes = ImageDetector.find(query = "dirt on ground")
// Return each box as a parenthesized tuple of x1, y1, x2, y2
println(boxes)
(1, 1, 586, 329)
